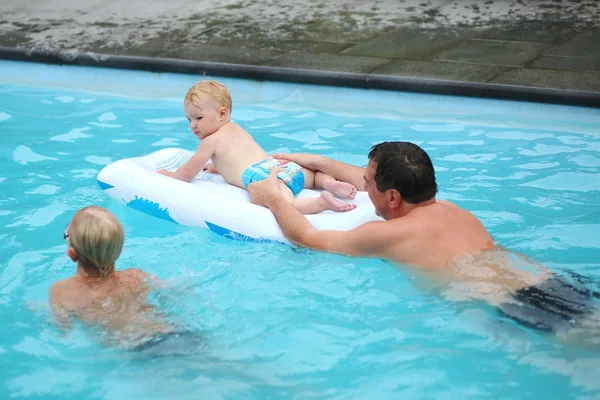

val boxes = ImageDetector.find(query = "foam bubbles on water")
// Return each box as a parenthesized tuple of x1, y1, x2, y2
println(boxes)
(55, 96, 75, 103)
(0, 111, 11, 122)
(85, 156, 111, 165)
(152, 138, 180, 147)
(50, 127, 92, 142)
(79, 99, 95, 103)
(0, 177, 5, 183)
(521, 173, 600, 192)
(409, 124, 464, 132)
(25, 185, 60, 195)
(13, 146, 58, 165)
(112, 139, 136, 143)
(343, 123, 362, 128)
(144, 117, 186, 124)
(98, 112, 116, 122)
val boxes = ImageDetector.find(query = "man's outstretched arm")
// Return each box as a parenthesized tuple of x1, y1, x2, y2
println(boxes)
(248, 168, 388, 256)
(273, 153, 366, 191)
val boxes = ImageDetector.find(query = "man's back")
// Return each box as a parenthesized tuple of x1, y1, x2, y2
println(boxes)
(385, 200, 495, 270)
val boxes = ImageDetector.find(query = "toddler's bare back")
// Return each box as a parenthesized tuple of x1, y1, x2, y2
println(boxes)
(207, 122, 271, 188)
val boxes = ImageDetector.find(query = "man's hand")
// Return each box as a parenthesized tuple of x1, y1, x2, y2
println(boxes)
(272, 152, 324, 171)
(247, 167, 284, 208)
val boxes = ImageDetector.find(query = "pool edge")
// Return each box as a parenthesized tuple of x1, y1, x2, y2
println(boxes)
(1, 46, 599, 109)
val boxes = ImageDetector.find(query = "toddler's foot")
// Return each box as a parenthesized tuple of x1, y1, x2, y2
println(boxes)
(320, 192, 357, 212)
(323, 180, 357, 200)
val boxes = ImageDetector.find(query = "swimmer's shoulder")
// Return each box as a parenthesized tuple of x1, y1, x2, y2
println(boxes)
(119, 268, 150, 281)
(49, 278, 79, 310)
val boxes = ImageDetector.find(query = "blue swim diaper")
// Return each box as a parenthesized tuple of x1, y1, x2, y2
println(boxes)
(241, 157, 305, 196)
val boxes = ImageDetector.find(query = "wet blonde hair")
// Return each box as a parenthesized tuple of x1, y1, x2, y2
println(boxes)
(68, 206, 124, 279)
(184, 80, 232, 113)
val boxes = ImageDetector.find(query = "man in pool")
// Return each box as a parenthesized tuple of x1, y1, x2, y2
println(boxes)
(247, 141, 599, 340)
(49, 206, 200, 354)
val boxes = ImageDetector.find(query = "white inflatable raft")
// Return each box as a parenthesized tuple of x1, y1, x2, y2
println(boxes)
(97, 148, 380, 244)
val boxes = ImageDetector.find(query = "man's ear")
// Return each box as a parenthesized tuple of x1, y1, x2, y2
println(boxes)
(387, 189, 402, 208)
(67, 247, 78, 262)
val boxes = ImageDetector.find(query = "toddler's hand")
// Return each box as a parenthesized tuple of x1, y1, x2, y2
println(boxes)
(202, 163, 219, 174)
(157, 169, 171, 176)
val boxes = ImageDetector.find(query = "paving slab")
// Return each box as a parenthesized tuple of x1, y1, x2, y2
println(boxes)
(547, 30, 600, 58)
(529, 56, 600, 74)
(342, 28, 469, 60)
(264, 52, 391, 74)
(475, 20, 583, 43)
(434, 39, 554, 66)
(160, 43, 285, 66)
(370, 59, 510, 82)
(221, 39, 355, 55)
(81, 40, 189, 58)
(491, 68, 600, 93)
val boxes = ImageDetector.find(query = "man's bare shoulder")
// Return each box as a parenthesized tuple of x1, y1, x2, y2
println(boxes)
(435, 199, 460, 208)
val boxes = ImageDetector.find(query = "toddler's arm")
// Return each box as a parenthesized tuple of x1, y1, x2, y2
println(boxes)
(158, 141, 215, 182)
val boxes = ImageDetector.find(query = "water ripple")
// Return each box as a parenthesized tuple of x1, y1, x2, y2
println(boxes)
(49, 127, 92, 142)
(521, 173, 600, 192)
(409, 124, 464, 132)
(13, 146, 58, 165)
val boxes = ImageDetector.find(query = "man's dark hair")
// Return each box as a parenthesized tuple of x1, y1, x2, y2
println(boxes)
(367, 141, 438, 204)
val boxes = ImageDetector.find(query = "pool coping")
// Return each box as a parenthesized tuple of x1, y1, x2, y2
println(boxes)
(2, 46, 599, 109)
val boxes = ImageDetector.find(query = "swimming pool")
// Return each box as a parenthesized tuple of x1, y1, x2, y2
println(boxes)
(1, 60, 599, 399)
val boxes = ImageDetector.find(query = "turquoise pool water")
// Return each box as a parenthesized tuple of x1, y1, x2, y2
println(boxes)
(1, 60, 599, 399)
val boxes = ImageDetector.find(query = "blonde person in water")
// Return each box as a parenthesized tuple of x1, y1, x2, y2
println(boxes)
(49, 206, 198, 353)
(157, 80, 357, 214)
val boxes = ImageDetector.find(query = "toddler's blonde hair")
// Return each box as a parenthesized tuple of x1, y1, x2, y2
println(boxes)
(68, 206, 124, 279)
(185, 80, 232, 113)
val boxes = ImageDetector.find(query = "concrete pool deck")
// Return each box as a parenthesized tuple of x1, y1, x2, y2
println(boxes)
(1, 0, 599, 107)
